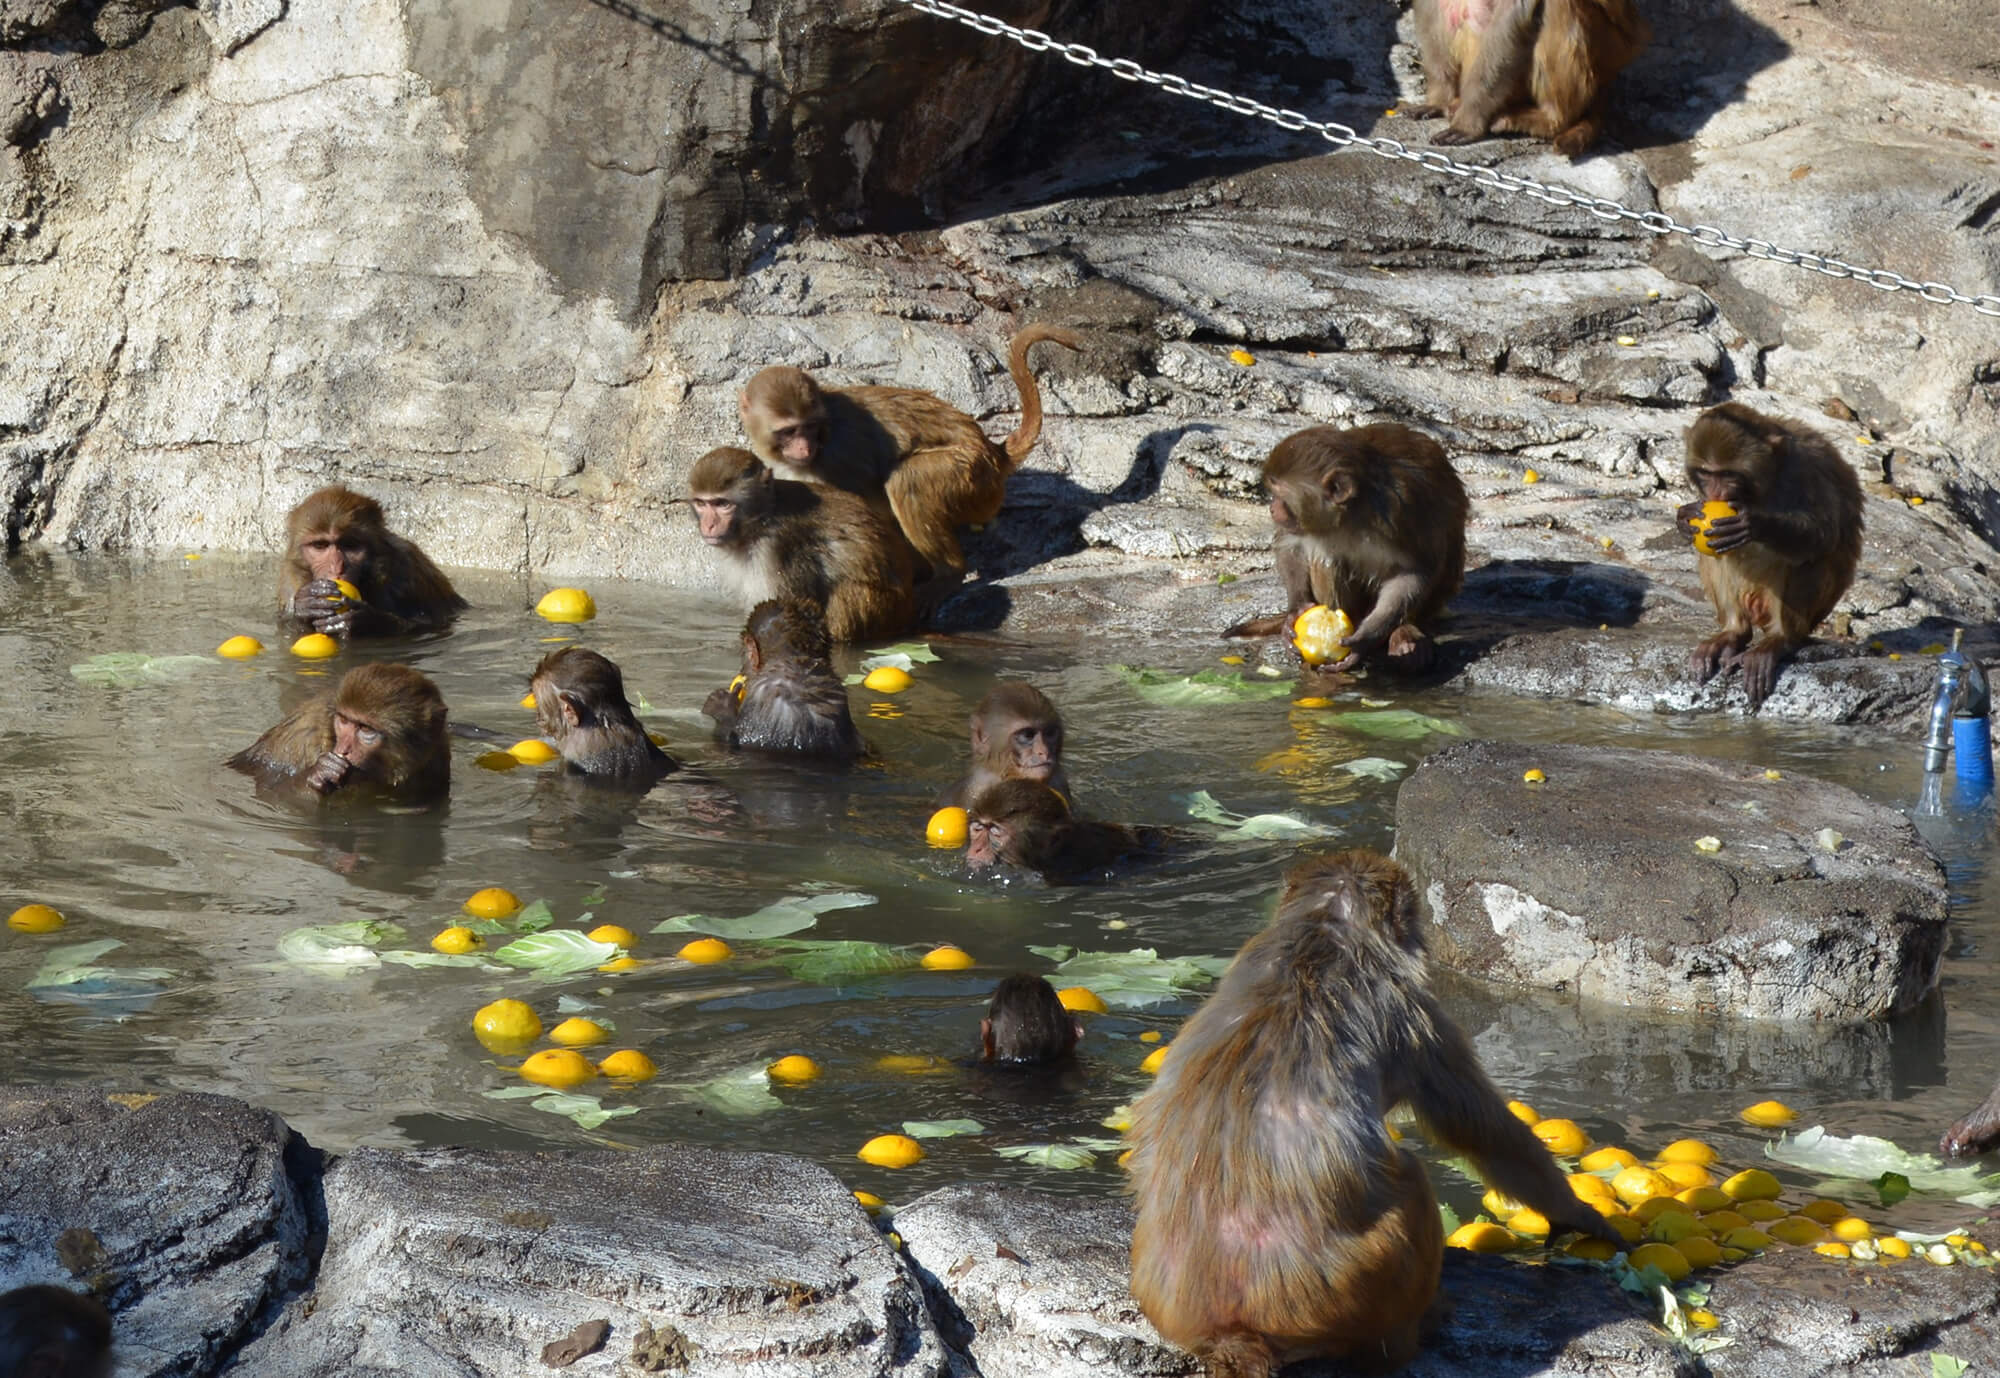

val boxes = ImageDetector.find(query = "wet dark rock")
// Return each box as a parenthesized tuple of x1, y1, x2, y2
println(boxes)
(1395, 739, 1950, 1021)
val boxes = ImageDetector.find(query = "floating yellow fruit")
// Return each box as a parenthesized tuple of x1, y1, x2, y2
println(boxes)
(876, 1054, 947, 1074)
(854, 1190, 885, 1213)
(472, 998, 542, 1044)
(331, 578, 364, 603)
(7, 903, 65, 933)
(464, 888, 522, 920)
(1569, 1173, 1618, 1204)
(598, 956, 640, 973)
(1656, 1139, 1719, 1165)
(863, 666, 914, 694)
(431, 926, 483, 954)
(768, 1055, 823, 1084)
(1292, 605, 1354, 667)
(1057, 987, 1108, 1014)
(1506, 1208, 1552, 1237)
(1566, 1236, 1618, 1261)
(476, 751, 521, 772)
(508, 739, 561, 765)
(1580, 1146, 1639, 1173)
(1506, 1100, 1540, 1125)
(1137, 1030, 1162, 1043)
(597, 1049, 657, 1080)
(926, 807, 969, 849)
(535, 588, 597, 623)
(678, 937, 732, 964)
(1603, 1213, 1644, 1243)
(1674, 1235, 1724, 1270)
(1482, 1189, 1527, 1219)
(1612, 1165, 1678, 1206)
(920, 945, 975, 971)
(1721, 1168, 1783, 1201)
(1798, 1199, 1850, 1224)
(1768, 1217, 1829, 1247)
(216, 635, 264, 659)
(1677, 1186, 1732, 1214)
(1736, 1199, 1787, 1223)
(549, 1017, 610, 1048)
(290, 632, 340, 659)
(520, 693, 537, 709)
(1522, 768, 1546, 784)
(1532, 1118, 1591, 1156)
(586, 924, 637, 948)
(1293, 696, 1333, 708)
(1830, 1217, 1873, 1242)
(520, 1048, 596, 1088)
(1740, 1099, 1799, 1128)
(1656, 1161, 1715, 1191)
(1877, 1237, 1912, 1259)
(1689, 499, 1739, 557)
(1446, 1222, 1522, 1253)
(1139, 1045, 1171, 1075)
(857, 1134, 925, 1168)
(1815, 1241, 1852, 1259)
(1628, 1243, 1692, 1281)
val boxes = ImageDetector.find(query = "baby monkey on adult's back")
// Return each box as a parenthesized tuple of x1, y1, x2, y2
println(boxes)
(1225, 424, 1467, 673)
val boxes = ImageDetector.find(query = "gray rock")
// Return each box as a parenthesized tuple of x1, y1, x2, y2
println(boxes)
(1395, 740, 1950, 1020)
(0, 1087, 312, 1378)
(231, 1142, 948, 1378)
(191, 0, 282, 56)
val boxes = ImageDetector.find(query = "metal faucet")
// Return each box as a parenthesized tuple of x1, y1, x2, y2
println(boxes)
(1923, 629, 1991, 775)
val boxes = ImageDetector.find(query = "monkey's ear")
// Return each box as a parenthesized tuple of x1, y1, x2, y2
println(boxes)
(741, 633, 763, 674)
(557, 690, 587, 728)
(980, 1018, 996, 1060)
(1322, 470, 1358, 507)
(969, 714, 989, 753)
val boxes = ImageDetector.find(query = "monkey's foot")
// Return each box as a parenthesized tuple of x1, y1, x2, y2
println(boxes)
(1431, 127, 1484, 146)
(1689, 634, 1746, 685)
(1223, 613, 1290, 639)
(1739, 643, 1787, 710)
(1552, 121, 1600, 158)
(1403, 102, 1447, 119)
(1382, 625, 1438, 673)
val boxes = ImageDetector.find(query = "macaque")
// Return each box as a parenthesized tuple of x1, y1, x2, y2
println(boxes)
(738, 324, 1083, 578)
(1127, 851, 1617, 1377)
(1675, 402, 1864, 711)
(279, 485, 467, 638)
(687, 446, 920, 642)
(702, 599, 865, 763)
(964, 779, 1160, 885)
(1942, 1079, 2000, 1158)
(228, 662, 451, 805)
(938, 683, 1068, 809)
(529, 647, 679, 787)
(1409, 0, 1650, 157)
(982, 972, 1083, 1065)
(1224, 424, 1467, 673)
(0, 1286, 113, 1378)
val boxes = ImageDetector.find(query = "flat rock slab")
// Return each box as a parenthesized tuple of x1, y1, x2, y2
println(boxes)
(1395, 740, 1949, 1021)
(232, 1142, 947, 1378)
(0, 1088, 311, 1378)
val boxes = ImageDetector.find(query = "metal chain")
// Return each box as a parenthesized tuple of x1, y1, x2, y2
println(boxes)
(888, 0, 2000, 319)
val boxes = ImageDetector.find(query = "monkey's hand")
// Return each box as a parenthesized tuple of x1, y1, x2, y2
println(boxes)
(305, 751, 352, 794)
(1673, 500, 1706, 542)
(701, 686, 740, 726)
(292, 579, 354, 635)
(1222, 612, 1291, 639)
(1942, 1106, 2000, 1159)
(1697, 511, 1755, 555)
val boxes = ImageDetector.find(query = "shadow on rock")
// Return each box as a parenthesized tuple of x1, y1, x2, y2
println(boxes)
(1613, 0, 1791, 151)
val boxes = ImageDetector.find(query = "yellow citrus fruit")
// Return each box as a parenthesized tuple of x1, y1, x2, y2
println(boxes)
(1446, 1222, 1522, 1253)
(1137, 1030, 1162, 1043)
(1656, 1139, 1720, 1165)
(1580, 1146, 1639, 1173)
(508, 739, 561, 764)
(1830, 1217, 1873, 1242)
(1612, 1165, 1678, 1206)
(1567, 1236, 1618, 1261)
(1057, 987, 1108, 1014)
(1721, 1226, 1772, 1251)
(678, 937, 732, 964)
(862, 666, 913, 693)
(472, 998, 542, 1043)
(519, 1048, 596, 1089)
(1293, 696, 1333, 708)
(1740, 1099, 1799, 1128)
(857, 1134, 925, 1168)
(1506, 1208, 1552, 1238)
(1603, 1213, 1643, 1243)
(1657, 1161, 1715, 1191)
(549, 1017, 610, 1048)
(1507, 1100, 1540, 1125)
(876, 1054, 947, 1074)
(519, 693, 537, 709)
(290, 632, 340, 658)
(1690, 499, 1738, 557)
(1721, 1168, 1783, 1201)
(1522, 768, 1547, 784)
(1675, 1236, 1724, 1270)
(1633, 1196, 1694, 1225)
(431, 926, 483, 954)
(598, 956, 640, 973)
(1645, 1211, 1706, 1244)
(586, 924, 637, 948)
(1700, 1210, 1749, 1233)
(535, 588, 597, 623)
(1815, 1241, 1852, 1259)
(768, 1055, 822, 1084)
(1878, 1237, 1912, 1259)
(215, 635, 264, 659)
(1139, 1045, 1170, 1075)
(331, 578, 363, 602)
(1522, 468, 1542, 484)
(1292, 605, 1354, 667)
(926, 807, 970, 849)
(1627, 1243, 1693, 1282)
(1676, 1186, 1732, 1213)
(464, 888, 522, 920)
(1768, 1217, 1829, 1247)
(7, 903, 66, 933)
(1532, 1119, 1591, 1155)
(1569, 1173, 1618, 1204)
(1798, 1199, 1850, 1224)
(597, 1049, 657, 1080)
(1737, 1199, 1787, 1222)
(476, 751, 521, 772)
(854, 1190, 885, 1213)
(1482, 1189, 1526, 1219)
(920, 944, 975, 971)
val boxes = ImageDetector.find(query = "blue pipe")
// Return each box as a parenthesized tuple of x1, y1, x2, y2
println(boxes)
(1955, 713, 1994, 800)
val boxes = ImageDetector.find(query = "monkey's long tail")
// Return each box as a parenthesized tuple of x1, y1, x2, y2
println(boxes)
(1001, 323, 1085, 467)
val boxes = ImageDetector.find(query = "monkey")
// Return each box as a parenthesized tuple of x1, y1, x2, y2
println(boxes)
(738, 324, 1084, 580)
(279, 485, 468, 638)
(1126, 850, 1619, 1377)
(529, 647, 680, 787)
(687, 446, 921, 643)
(702, 598, 865, 763)
(982, 972, 1084, 1065)
(1941, 1078, 2000, 1159)
(1223, 424, 1467, 673)
(0, 1285, 113, 1378)
(1674, 402, 1864, 712)
(964, 779, 1163, 885)
(228, 662, 451, 805)
(1408, 0, 1650, 158)
(938, 682, 1069, 809)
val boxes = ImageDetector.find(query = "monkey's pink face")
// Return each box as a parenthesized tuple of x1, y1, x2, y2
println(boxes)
(1010, 724, 1061, 778)
(965, 817, 1011, 869)
(763, 419, 819, 468)
(691, 497, 736, 545)
(331, 710, 386, 774)
(1267, 491, 1301, 533)
(1689, 466, 1750, 506)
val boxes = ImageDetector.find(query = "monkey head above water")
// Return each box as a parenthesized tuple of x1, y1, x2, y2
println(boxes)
(1126, 849, 1618, 1377)
(938, 682, 1069, 809)
(981, 972, 1083, 1066)
(529, 647, 679, 788)
(964, 779, 1162, 886)
(702, 598, 866, 764)
(228, 662, 451, 805)
(279, 485, 467, 639)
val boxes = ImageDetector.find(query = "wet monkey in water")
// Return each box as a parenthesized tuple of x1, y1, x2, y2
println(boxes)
(1675, 402, 1864, 711)
(937, 682, 1069, 809)
(702, 598, 866, 763)
(228, 662, 451, 805)
(982, 972, 1083, 1065)
(529, 647, 680, 787)
(1126, 850, 1618, 1377)
(1409, 0, 1651, 157)
(0, 1285, 113, 1378)
(687, 446, 921, 643)
(738, 324, 1083, 579)
(964, 779, 1162, 885)
(279, 485, 467, 638)
(1224, 424, 1467, 673)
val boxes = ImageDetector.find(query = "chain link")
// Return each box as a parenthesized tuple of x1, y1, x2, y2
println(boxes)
(888, 0, 2000, 319)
